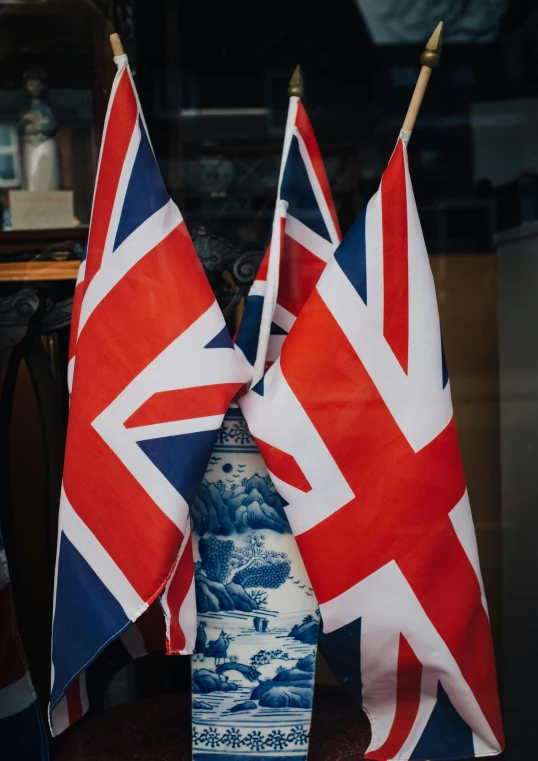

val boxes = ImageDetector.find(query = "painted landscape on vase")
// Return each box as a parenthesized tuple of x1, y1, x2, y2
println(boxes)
(191, 406, 320, 759)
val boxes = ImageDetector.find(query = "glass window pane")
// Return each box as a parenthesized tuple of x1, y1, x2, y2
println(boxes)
(0, 153, 16, 181)
(0, 124, 13, 147)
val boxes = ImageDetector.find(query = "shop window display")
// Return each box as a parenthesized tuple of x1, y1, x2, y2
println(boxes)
(0, 2, 537, 761)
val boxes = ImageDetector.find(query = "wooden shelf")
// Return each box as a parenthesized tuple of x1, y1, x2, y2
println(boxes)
(0, 261, 80, 282)
(0, 227, 88, 241)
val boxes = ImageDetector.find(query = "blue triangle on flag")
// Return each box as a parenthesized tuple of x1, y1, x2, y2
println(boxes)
(235, 294, 264, 366)
(335, 208, 367, 305)
(281, 135, 331, 243)
(137, 430, 218, 506)
(251, 377, 264, 396)
(113, 117, 170, 251)
(270, 322, 288, 336)
(204, 325, 233, 349)
(320, 616, 363, 704)
(51, 533, 130, 708)
(411, 682, 474, 760)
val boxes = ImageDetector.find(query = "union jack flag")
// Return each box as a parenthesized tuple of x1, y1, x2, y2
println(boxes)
(0, 526, 48, 760)
(50, 53, 249, 734)
(240, 134, 505, 759)
(235, 91, 341, 383)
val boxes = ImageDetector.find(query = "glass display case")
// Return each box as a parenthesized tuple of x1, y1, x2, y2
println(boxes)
(0, 0, 119, 229)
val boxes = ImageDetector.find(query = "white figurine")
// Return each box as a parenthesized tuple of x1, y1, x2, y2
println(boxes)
(17, 68, 60, 191)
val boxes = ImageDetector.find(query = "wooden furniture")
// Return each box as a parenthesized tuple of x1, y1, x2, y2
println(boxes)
(0, 287, 72, 703)
(53, 686, 371, 761)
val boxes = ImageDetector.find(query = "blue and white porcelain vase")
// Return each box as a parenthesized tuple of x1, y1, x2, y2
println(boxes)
(191, 405, 319, 761)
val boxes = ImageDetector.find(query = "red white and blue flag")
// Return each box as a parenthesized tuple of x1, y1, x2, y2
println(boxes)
(0, 527, 48, 760)
(50, 53, 249, 734)
(235, 94, 341, 384)
(240, 134, 504, 759)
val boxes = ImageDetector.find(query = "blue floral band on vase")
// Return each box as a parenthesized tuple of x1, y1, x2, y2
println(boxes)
(191, 406, 320, 761)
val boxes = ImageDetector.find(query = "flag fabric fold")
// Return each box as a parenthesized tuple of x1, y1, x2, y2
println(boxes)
(239, 132, 504, 760)
(50, 53, 249, 735)
(235, 95, 341, 384)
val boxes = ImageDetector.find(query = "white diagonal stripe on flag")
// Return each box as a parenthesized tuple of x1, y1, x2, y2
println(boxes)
(59, 490, 146, 620)
(78, 200, 182, 336)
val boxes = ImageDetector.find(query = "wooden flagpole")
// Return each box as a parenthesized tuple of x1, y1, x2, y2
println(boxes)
(288, 65, 303, 98)
(110, 33, 125, 57)
(402, 21, 443, 133)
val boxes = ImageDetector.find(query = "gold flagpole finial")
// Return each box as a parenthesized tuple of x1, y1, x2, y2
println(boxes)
(421, 21, 443, 68)
(288, 65, 303, 98)
(401, 21, 443, 135)
(110, 33, 125, 58)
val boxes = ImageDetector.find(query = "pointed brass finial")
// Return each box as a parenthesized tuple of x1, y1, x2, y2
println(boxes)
(401, 22, 444, 134)
(420, 21, 443, 69)
(288, 65, 303, 98)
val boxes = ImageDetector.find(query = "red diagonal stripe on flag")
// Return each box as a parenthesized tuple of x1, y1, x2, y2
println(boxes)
(166, 538, 194, 653)
(373, 635, 423, 761)
(84, 69, 138, 290)
(124, 384, 242, 428)
(65, 678, 84, 726)
(295, 101, 341, 239)
(74, 224, 213, 417)
(256, 248, 269, 283)
(382, 140, 409, 373)
(255, 438, 312, 493)
(279, 235, 326, 318)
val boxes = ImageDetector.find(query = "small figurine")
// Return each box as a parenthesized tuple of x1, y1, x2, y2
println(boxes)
(193, 620, 207, 662)
(17, 67, 60, 191)
(204, 629, 232, 667)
